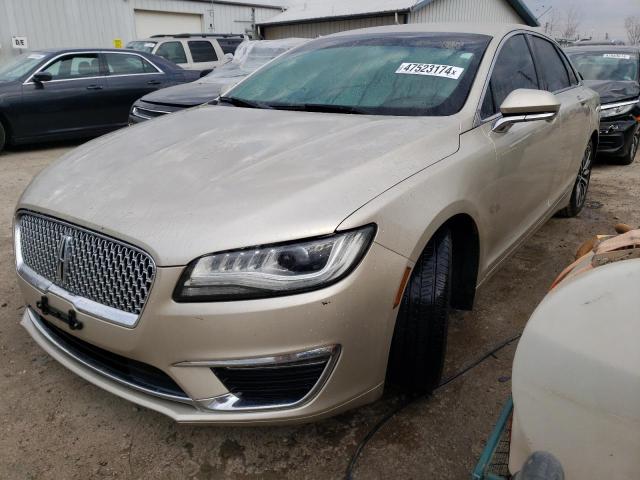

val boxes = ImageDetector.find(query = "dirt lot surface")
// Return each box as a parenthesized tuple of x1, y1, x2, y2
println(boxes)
(0, 142, 638, 480)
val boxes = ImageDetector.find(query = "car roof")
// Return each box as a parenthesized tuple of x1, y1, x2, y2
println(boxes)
(33, 47, 158, 55)
(565, 45, 640, 54)
(327, 22, 542, 39)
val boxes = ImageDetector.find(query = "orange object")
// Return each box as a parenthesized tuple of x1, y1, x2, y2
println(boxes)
(394, 267, 412, 308)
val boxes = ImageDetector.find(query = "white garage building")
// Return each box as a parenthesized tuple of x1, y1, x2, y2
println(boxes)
(258, 0, 539, 40)
(0, 0, 285, 64)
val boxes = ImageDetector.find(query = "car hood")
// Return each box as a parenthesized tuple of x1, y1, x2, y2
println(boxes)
(583, 80, 640, 104)
(19, 106, 461, 266)
(142, 78, 238, 107)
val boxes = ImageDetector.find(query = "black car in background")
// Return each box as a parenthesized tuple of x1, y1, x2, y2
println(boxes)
(0, 48, 201, 152)
(565, 46, 640, 164)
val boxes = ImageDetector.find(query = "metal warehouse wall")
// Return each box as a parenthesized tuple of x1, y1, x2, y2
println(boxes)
(262, 14, 405, 40)
(0, 0, 281, 64)
(409, 0, 521, 24)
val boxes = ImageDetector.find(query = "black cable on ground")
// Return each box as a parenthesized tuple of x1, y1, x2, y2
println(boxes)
(344, 333, 522, 480)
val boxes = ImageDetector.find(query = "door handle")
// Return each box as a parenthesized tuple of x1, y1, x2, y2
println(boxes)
(86, 84, 103, 90)
(147, 80, 161, 85)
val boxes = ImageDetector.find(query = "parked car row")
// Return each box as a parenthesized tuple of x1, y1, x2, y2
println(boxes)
(14, 23, 602, 424)
(129, 38, 307, 123)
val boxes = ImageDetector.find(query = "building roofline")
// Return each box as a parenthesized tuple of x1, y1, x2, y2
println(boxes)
(258, 0, 540, 27)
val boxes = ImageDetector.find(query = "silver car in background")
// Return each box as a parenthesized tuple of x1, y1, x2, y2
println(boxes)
(15, 24, 599, 424)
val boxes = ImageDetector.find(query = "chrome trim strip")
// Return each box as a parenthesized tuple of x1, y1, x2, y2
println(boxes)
(600, 98, 639, 111)
(27, 308, 192, 405)
(492, 111, 557, 133)
(14, 210, 156, 328)
(132, 106, 171, 119)
(185, 345, 341, 412)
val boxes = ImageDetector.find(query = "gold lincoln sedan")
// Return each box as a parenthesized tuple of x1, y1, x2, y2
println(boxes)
(14, 23, 599, 424)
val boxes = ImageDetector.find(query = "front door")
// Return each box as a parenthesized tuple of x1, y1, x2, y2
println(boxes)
(19, 52, 107, 138)
(477, 34, 565, 268)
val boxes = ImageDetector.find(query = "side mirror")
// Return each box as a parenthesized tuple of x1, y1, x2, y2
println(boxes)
(493, 89, 560, 133)
(32, 72, 53, 84)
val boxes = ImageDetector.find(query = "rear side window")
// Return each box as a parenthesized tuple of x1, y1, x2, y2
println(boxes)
(104, 53, 158, 75)
(155, 41, 187, 64)
(188, 41, 218, 62)
(481, 34, 538, 118)
(530, 36, 571, 92)
(43, 54, 100, 80)
(218, 38, 243, 55)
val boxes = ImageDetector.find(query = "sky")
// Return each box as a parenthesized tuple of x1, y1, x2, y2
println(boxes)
(524, 0, 639, 41)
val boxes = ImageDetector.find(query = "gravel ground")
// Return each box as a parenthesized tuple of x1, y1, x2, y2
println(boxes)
(0, 142, 638, 480)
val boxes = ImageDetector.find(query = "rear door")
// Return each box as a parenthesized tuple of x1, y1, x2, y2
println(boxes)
(19, 52, 107, 138)
(102, 52, 169, 126)
(477, 33, 562, 264)
(527, 34, 590, 201)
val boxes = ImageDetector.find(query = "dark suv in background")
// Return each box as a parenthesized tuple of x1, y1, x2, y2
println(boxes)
(566, 46, 640, 164)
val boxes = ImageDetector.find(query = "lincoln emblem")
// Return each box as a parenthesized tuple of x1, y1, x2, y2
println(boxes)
(56, 234, 73, 283)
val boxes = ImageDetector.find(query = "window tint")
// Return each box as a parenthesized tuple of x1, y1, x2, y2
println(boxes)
(43, 54, 100, 80)
(530, 36, 571, 92)
(155, 41, 187, 64)
(104, 53, 158, 75)
(188, 41, 218, 62)
(482, 34, 538, 117)
(559, 50, 579, 85)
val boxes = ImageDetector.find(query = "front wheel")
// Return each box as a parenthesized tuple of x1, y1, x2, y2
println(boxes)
(614, 126, 639, 166)
(387, 228, 452, 394)
(557, 140, 594, 218)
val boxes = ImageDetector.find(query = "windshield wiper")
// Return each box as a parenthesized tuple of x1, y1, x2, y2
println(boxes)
(272, 103, 368, 114)
(217, 96, 272, 110)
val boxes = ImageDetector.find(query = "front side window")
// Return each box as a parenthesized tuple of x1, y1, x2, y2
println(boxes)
(530, 36, 571, 92)
(566, 50, 639, 82)
(225, 33, 492, 116)
(42, 53, 101, 80)
(188, 41, 218, 63)
(481, 34, 538, 118)
(104, 53, 158, 75)
(155, 41, 187, 64)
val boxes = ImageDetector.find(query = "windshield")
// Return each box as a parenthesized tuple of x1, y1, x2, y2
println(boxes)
(0, 53, 47, 82)
(567, 51, 639, 81)
(202, 41, 301, 83)
(126, 41, 157, 53)
(225, 33, 491, 116)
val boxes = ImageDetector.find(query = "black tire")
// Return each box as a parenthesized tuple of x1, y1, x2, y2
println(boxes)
(557, 139, 594, 218)
(613, 125, 639, 166)
(0, 121, 5, 154)
(387, 227, 452, 394)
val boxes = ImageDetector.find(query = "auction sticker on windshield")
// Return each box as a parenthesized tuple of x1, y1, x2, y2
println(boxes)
(603, 53, 631, 60)
(395, 63, 464, 79)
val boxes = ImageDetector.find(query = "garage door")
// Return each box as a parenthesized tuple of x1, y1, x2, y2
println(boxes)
(134, 10, 203, 38)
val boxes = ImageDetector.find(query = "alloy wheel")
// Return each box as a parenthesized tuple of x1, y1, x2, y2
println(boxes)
(575, 143, 593, 209)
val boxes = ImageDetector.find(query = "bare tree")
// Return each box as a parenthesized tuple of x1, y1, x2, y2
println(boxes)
(562, 5, 582, 40)
(626, 16, 640, 45)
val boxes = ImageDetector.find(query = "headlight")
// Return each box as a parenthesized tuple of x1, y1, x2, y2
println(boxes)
(599, 99, 638, 119)
(174, 225, 376, 301)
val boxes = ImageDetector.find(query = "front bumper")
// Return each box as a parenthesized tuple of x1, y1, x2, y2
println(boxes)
(597, 118, 638, 156)
(17, 242, 408, 424)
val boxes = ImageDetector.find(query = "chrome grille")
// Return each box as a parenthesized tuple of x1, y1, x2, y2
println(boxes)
(17, 213, 155, 316)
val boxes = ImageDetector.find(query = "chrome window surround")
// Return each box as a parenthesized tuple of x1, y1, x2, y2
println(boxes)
(14, 211, 156, 328)
(176, 345, 341, 412)
(28, 306, 340, 413)
(23, 50, 164, 85)
(473, 30, 582, 129)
